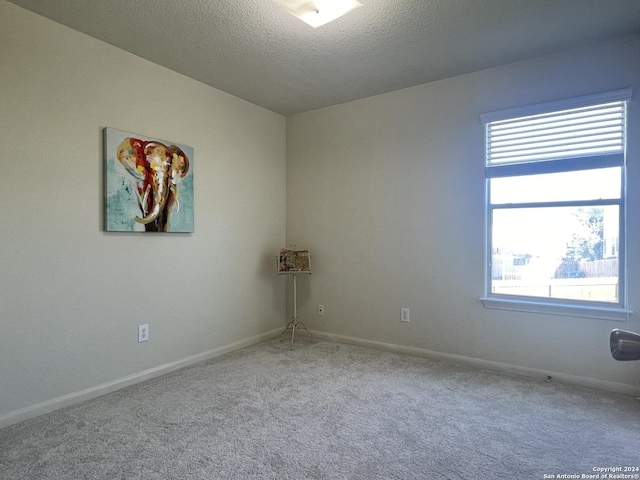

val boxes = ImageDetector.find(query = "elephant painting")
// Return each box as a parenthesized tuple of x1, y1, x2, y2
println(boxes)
(105, 128, 194, 232)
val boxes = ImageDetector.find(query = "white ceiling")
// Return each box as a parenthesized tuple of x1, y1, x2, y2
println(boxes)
(7, 0, 640, 115)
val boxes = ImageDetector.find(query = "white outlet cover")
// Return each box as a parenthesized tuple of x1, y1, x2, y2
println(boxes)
(138, 324, 149, 342)
(401, 308, 410, 323)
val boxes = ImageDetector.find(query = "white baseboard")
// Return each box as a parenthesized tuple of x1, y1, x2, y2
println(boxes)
(305, 330, 640, 397)
(0, 328, 282, 430)
(4, 328, 636, 430)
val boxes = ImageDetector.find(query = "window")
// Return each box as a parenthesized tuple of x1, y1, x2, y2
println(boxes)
(480, 90, 632, 320)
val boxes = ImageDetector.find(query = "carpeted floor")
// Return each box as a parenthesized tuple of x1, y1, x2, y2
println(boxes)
(1, 338, 639, 479)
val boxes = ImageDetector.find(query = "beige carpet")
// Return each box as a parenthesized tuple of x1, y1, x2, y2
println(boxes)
(1, 339, 639, 479)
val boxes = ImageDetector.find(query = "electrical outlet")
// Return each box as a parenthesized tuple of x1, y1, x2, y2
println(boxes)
(138, 324, 149, 343)
(401, 308, 410, 323)
(317, 304, 325, 316)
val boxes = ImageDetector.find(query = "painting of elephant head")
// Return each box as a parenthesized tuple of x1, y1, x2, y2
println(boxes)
(105, 128, 194, 232)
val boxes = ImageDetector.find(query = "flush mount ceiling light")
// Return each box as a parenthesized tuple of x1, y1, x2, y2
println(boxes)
(273, 0, 363, 29)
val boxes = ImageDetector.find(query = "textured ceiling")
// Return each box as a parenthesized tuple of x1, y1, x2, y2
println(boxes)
(7, 0, 640, 115)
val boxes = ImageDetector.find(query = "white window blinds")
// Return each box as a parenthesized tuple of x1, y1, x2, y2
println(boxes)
(486, 101, 626, 166)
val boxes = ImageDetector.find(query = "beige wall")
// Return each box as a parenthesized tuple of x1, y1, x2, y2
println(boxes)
(0, 1, 286, 424)
(286, 35, 640, 392)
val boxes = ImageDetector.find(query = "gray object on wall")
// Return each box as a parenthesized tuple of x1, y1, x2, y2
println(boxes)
(610, 329, 640, 361)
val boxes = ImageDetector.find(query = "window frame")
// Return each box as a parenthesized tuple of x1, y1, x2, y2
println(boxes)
(479, 89, 633, 321)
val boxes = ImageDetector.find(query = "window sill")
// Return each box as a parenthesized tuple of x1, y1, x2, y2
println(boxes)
(479, 297, 632, 321)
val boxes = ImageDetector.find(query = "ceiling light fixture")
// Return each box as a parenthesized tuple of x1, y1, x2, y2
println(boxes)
(273, 0, 363, 29)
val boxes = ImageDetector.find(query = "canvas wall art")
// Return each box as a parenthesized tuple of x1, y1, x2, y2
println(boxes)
(105, 128, 194, 232)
